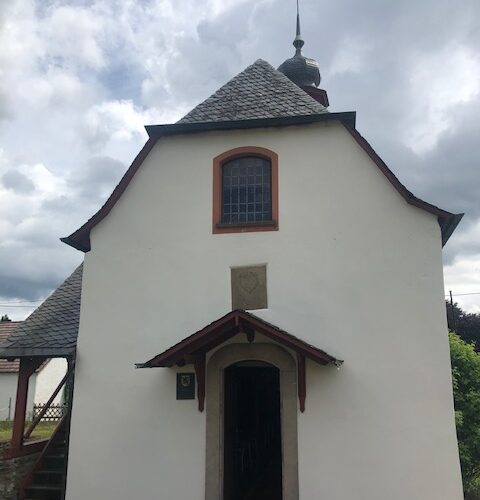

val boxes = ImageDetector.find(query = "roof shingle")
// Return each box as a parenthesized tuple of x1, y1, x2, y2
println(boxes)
(0, 322, 21, 372)
(178, 59, 327, 123)
(0, 265, 83, 359)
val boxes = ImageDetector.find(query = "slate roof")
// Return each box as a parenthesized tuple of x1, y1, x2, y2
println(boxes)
(0, 322, 22, 372)
(178, 59, 327, 123)
(0, 265, 83, 359)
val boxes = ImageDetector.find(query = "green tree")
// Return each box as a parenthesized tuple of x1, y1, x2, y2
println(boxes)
(0, 314, 11, 322)
(447, 301, 480, 350)
(450, 332, 480, 499)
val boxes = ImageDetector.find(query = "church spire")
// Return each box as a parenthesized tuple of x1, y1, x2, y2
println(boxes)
(277, 1, 322, 89)
(293, 0, 304, 53)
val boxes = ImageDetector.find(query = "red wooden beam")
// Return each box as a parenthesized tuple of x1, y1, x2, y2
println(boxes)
(194, 354, 206, 413)
(145, 315, 237, 367)
(3, 439, 48, 459)
(19, 414, 68, 499)
(24, 362, 74, 439)
(138, 310, 341, 369)
(239, 312, 336, 365)
(11, 358, 44, 451)
(242, 323, 255, 343)
(297, 354, 306, 413)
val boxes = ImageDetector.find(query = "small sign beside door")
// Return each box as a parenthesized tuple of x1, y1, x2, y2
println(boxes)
(176, 373, 195, 400)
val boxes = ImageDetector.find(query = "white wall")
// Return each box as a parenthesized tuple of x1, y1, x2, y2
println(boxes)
(66, 122, 463, 500)
(0, 373, 36, 421)
(34, 358, 68, 405)
(0, 357, 67, 424)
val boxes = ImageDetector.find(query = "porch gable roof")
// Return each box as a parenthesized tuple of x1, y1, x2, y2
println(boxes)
(136, 309, 342, 369)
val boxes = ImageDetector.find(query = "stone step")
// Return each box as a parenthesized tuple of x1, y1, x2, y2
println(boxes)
(24, 483, 62, 500)
(33, 469, 64, 485)
(50, 440, 67, 448)
(42, 454, 65, 471)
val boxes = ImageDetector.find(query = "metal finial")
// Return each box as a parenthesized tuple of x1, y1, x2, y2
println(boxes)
(278, 0, 322, 89)
(293, 0, 304, 52)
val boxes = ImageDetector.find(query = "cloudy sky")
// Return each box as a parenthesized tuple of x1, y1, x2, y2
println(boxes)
(0, 0, 479, 320)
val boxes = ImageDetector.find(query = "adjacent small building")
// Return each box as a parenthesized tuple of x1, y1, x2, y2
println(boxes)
(0, 322, 28, 421)
(0, 322, 67, 421)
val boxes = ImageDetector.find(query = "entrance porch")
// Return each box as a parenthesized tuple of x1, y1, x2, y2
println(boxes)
(137, 309, 343, 500)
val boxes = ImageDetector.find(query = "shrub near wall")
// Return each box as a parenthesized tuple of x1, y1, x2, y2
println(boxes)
(450, 333, 480, 499)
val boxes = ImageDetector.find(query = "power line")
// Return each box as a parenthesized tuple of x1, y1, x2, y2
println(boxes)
(0, 304, 41, 308)
(445, 292, 480, 297)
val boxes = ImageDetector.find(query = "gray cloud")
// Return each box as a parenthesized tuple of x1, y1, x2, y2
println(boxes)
(0, 86, 13, 121)
(0, 240, 82, 301)
(74, 155, 126, 200)
(0, 274, 58, 302)
(411, 102, 480, 219)
(0, 0, 479, 311)
(2, 170, 35, 194)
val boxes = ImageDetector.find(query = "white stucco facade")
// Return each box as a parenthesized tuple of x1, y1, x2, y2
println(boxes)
(0, 357, 67, 421)
(0, 373, 36, 421)
(34, 358, 68, 405)
(66, 121, 463, 499)
(0, 358, 67, 421)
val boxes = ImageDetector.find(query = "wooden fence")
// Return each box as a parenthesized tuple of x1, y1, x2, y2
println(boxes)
(32, 404, 67, 422)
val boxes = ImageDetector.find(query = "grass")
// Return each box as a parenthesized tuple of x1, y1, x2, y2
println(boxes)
(0, 420, 57, 442)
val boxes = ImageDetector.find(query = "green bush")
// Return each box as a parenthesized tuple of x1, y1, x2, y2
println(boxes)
(450, 333, 480, 498)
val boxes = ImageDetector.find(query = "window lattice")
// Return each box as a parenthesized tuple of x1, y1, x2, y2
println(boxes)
(222, 157, 272, 224)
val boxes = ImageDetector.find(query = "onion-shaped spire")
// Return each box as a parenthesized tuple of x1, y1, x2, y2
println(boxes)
(278, 0, 321, 88)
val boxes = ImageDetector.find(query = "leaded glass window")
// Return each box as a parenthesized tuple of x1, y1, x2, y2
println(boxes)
(221, 156, 272, 224)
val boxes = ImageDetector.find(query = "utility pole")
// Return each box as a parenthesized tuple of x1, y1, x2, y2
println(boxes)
(449, 290, 456, 332)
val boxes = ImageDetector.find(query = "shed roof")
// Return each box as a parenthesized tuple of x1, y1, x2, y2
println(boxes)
(0, 265, 83, 359)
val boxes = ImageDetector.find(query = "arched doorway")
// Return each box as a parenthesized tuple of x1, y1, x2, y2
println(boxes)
(223, 361, 282, 500)
(206, 343, 299, 500)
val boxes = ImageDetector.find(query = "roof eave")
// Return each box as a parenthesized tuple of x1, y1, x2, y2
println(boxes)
(145, 112, 357, 139)
(344, 126, 464, 246)
(62, 114, 356, 253)
(0, 347, 76, 359)
(62, 112, 463, 253)
(61, 138, 158, 252)
(439, 212, 464, 247)
(136, 310, 342, 369)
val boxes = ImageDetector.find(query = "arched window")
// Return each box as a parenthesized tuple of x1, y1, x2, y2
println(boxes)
(222, 156, 271, 224)
(213, 147, 278, 234)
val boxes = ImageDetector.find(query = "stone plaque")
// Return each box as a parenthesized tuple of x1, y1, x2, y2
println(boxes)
(231, 265, 267, 310)
(176, 373, 195, 400)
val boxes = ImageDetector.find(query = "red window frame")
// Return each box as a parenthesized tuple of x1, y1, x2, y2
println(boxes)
(212, 146, 279, 234)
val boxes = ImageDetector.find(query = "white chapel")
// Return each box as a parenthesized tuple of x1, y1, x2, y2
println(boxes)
(0, 10, 464, 500)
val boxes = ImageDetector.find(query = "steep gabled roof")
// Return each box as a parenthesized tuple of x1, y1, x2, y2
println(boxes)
(61, 59, 463, 252)
(0, 265, 83, 359)
(179, 59, 327, 123)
